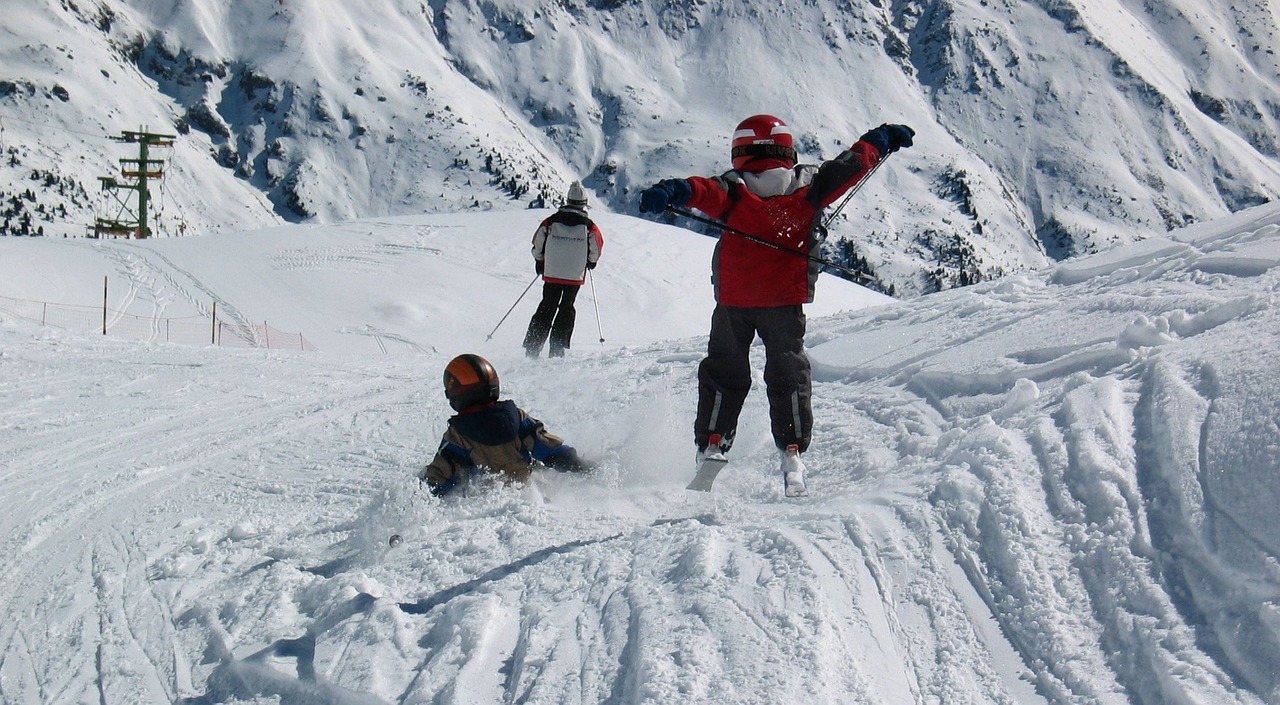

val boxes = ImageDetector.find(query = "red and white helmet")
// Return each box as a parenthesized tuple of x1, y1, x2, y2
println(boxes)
(731, 114, 796, 170)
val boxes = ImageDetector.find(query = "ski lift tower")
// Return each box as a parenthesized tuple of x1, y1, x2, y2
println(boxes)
(94, 128, 175, 239)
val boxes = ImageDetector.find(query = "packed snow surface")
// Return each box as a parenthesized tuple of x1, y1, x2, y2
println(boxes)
(1, 204, 1279, 703)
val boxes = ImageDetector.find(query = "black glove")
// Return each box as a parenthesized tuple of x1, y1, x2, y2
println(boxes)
(543, 448, 594, 474)
(639, 179, 692, 214)
(423, 475, 453, 497)
(859, 124, 915, 154)
(586, 261, 597, 270)
(535, 260, 544, 275)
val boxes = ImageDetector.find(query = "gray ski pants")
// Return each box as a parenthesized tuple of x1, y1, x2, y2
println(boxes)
(695, 304, 812, 452)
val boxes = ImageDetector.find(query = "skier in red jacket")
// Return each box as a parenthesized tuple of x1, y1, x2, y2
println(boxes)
(639, 115, 913, 496)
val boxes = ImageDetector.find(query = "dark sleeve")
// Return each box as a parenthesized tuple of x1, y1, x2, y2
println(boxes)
(516, 410, 590, 472)
(542, 447, 592, 473)
(807, 141, 883, 209)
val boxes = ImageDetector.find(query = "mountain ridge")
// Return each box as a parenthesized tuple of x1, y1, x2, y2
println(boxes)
(1, 0, 1278, 295)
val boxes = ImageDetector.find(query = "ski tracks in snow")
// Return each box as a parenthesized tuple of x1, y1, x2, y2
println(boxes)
(4, 214, 1278, 703)
(131, 335, 1058, 705)
(94, 240, 255, 337)
(0, 334, 426, 705)
(809, 223, 1280, 704)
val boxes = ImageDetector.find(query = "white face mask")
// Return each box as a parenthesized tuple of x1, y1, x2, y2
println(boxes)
(740, 167, 798, 198)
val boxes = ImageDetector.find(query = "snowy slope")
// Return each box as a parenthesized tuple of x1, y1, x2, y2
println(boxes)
(1, 204, 1279, 703)
(0, 209, 884, 354)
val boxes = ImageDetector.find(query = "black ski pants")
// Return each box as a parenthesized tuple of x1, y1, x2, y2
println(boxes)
(695, 304, 812, 452)
(523, 283, 580, 357)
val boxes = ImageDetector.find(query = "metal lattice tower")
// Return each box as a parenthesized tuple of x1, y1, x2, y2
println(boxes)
(94, 128, 175, 239)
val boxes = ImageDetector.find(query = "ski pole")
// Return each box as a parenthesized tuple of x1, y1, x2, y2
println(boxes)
(665, 151, 892, 284)
(664, 207, 875, 283)
(822, 155, 887, 228)
(588, 269, 604, 343)
(486, 274, 539, 341)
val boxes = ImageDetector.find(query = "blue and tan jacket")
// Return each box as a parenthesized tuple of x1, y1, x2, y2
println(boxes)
(421, 400, 578, 496)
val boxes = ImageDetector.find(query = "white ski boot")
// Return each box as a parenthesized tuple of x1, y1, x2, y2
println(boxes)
(781, 444, 808, 497)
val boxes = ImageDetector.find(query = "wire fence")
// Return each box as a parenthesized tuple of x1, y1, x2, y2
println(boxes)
(0, 294, 317, 351)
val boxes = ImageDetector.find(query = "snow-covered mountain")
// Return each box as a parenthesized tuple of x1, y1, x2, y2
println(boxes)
(3, 0, 1279, 295)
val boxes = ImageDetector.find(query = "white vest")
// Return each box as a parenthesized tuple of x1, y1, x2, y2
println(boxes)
(532, 209, 600, 285)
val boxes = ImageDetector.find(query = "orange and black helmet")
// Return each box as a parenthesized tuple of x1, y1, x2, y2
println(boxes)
(443, 354, 500, 411)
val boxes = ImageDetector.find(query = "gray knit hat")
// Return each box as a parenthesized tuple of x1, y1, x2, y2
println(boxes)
(565, 180, 589, 209)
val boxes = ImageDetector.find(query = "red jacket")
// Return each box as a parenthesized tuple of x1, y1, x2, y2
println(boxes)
(684, 140, 882, 307)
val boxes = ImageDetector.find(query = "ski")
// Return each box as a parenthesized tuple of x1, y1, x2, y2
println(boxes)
(686, 455, 728, 491)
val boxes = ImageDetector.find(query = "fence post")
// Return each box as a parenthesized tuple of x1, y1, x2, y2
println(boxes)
(102, 276, 107, 335)
(264, 322, 270, 349)
(211, 301, 217, 345)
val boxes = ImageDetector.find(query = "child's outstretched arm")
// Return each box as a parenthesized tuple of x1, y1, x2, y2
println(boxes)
(521, 412, 592, 473)
(541, 446, 592, 473)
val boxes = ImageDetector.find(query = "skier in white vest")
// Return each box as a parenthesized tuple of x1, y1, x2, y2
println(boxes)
(523, 181, 604, 358)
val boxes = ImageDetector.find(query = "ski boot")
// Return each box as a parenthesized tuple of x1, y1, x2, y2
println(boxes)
(781, 444, 808, 497)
